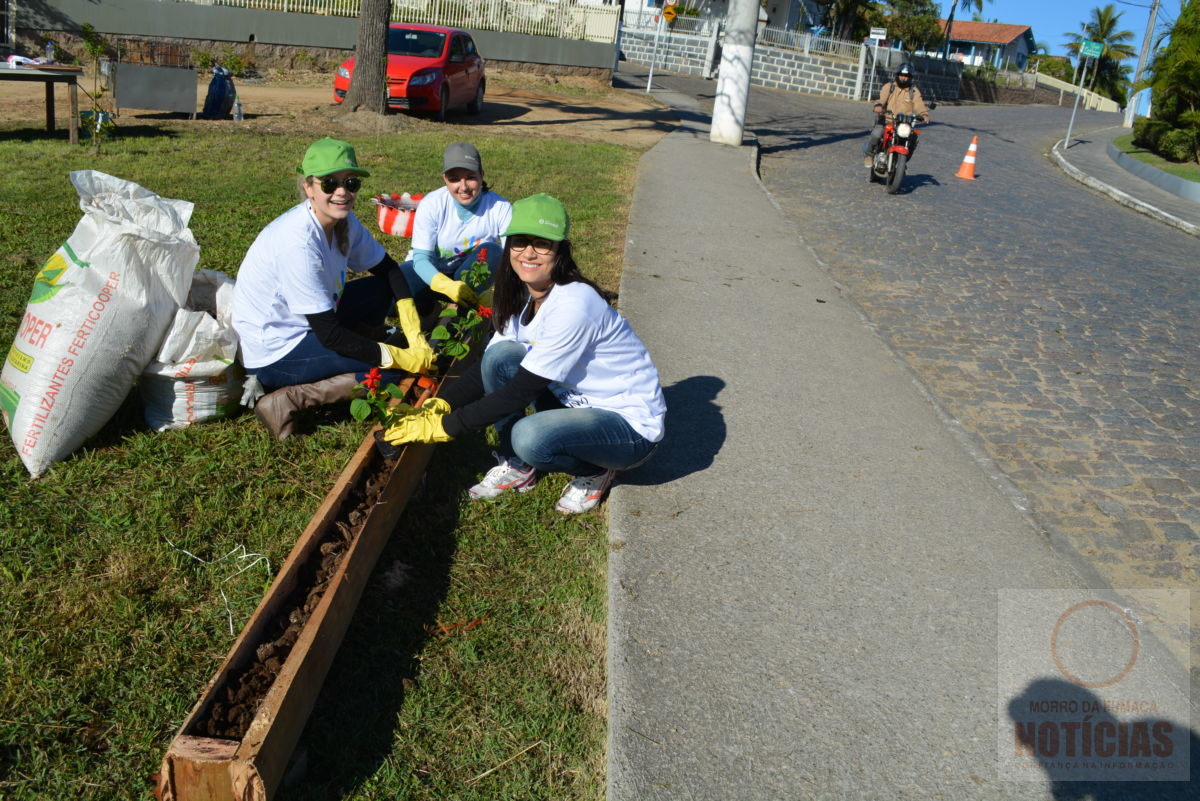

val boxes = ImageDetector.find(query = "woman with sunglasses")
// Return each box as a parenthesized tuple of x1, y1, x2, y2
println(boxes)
(232, 137, 435, 440)
(396, 142, 511, 314)
(382, 194, 665, 514)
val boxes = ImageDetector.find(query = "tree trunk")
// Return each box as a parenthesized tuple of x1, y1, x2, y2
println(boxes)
(342, 0, 390, 114)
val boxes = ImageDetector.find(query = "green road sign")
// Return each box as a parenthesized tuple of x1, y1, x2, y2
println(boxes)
(1080, 40, 1103, 59)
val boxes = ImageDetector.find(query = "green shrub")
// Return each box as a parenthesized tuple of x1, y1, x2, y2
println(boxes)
(220, 45, 246, 77)
(1159, 127, 1197, 163)
(294, 49, 319, 70)
(193, 49, 215, 71)
(1132, 117, 1171, 151)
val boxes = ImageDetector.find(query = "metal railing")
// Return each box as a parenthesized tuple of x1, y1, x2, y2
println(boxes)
(758, 25, 861, 61)
(189, 0, 620, 43)
(623, 15, 864, 62)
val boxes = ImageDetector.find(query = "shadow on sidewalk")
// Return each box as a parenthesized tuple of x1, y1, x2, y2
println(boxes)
(622, 375, 726, 486)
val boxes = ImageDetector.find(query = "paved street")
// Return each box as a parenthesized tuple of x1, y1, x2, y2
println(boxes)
(775, 89, 1200, 667)
(747, 91, 1199, 669)
(642, 73, 1198, 673)
(607, 68, 1198, 799)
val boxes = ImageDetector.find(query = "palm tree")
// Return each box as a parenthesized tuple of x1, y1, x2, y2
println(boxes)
(812, 1, 875, 40)
(944, 0, 991, 58)
(1143, 0, 1200, 161)
(1064, 4, 1137, 95)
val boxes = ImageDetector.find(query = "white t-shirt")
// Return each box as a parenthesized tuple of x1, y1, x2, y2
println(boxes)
(411, 186, 512, 260)
(491, 282, 666, 443)
(232, 200, 386, 369)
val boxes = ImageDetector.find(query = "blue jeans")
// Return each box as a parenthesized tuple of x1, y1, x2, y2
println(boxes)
(399, 242, 501, 315)
(482, 341, 657, 477)
(252, 275, 403, 389)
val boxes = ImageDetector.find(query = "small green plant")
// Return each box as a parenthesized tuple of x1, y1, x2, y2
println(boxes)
(293, 48, 318, 70)
(349, 367, 407, 427)
(193, 48, 215, 71)
(220, 45, 246, 77)
(429, 252, 493, 359)
(79, 23, 116, 153)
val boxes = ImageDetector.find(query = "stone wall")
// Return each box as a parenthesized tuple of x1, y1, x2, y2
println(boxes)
(619, 28, 713, 78)
(754, 45, 860, 98)
(620, 29, 962, 103)
(958, 77, 1076, 107)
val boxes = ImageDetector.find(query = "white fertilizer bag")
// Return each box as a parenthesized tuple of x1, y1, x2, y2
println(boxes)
(140, 269, 244, 431)
(1, 170, 198, 477)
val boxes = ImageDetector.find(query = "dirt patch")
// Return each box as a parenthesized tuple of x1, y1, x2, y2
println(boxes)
(192, 450, 393, 740)
(0, 69, 677, 150)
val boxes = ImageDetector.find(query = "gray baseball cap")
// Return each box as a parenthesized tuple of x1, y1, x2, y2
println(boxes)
(443, 142, 482, 174)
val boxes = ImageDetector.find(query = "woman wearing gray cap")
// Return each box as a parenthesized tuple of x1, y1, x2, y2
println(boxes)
(397, 142, 512, 314)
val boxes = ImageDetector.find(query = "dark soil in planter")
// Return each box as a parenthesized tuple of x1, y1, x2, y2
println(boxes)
(190, 453, 395, 740)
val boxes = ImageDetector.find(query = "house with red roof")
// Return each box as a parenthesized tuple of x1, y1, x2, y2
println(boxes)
(935, 19, 1036, 70)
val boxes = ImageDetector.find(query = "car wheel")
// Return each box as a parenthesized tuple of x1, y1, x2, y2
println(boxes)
(434, 86, 449, 123)
(467, 79, 485, 115)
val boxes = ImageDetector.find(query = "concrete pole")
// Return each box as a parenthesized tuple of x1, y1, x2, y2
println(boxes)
(710, 0, 760, 146)
(1123, 0, 1160, 127)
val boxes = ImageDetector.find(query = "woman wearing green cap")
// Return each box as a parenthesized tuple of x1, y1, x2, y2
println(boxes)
(232, 137, 436, 440)
(396, 142, 511, 314)
(382, 194, 665, 514)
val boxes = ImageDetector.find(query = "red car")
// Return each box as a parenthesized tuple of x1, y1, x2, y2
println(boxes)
(333, 23, 485, 121)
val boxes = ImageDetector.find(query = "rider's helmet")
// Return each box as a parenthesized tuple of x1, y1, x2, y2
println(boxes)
(895, 63, 914, 88)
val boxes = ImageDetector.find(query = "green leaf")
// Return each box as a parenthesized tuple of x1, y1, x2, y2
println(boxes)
(431, 325, 452, 340)
(445, 341, 469, 358)
(349, 397, 372, 422)
(383, 383, 405, 400)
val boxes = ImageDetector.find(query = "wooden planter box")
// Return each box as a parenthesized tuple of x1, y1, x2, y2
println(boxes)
(156, 358, 470, 800)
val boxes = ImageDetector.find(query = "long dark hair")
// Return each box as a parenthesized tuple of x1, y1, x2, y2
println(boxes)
(490, 238, 610, 334)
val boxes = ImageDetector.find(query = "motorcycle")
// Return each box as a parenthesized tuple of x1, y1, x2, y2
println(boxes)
(868, 110, 927, 194)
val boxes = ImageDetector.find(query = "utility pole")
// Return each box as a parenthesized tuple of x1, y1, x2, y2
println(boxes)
(1123, 0, 1160, 127)
(710, 0, 759, 146)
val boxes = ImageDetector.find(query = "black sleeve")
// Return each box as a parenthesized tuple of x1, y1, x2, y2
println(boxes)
(367, 254, 412, 301)
(306, 310, 380, 365)
(438, 358, 486, 409)
(441, 365, 552, 438)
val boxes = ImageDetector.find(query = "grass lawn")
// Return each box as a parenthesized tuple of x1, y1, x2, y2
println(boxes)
(1111, 134, 1200, 183)
(0, 106, 642, 799)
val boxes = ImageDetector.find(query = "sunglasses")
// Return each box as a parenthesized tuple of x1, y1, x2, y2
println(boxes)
(508, 235, 555, 255)
(316, 175, 362, 194)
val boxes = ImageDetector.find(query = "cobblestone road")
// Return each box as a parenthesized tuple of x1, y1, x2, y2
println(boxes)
(634, 73, 1200, 673)
(739, 88, 1199, 673)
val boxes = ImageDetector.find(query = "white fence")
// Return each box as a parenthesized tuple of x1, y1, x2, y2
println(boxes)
(192, 0, 620, 43)
(623, 15, 863, 62)
(758, 26, 861, 61)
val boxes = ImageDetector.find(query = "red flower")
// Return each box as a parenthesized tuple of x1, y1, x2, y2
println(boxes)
(363, 367, 382, 392)
(478, 305, 493, 319)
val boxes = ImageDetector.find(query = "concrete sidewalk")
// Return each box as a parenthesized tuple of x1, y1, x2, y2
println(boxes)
(1052, 125, 1200, 238)
(606, 80, 1193, 799)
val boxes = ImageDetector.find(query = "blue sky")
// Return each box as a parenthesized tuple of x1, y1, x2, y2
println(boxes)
(935, 0, 1163, 58)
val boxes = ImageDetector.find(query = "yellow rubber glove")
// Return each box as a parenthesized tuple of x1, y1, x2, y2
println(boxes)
(382, 397, 452, 445)
(394, 298, 426, 343)
(430, 272, 479, 306)
(379, 342, 435, 375)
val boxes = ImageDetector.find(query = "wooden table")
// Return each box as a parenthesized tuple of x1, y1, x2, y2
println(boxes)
(0, 65, 82, 144)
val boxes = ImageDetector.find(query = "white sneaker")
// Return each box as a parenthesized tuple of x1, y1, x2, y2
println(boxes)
(468, 452, 537, 500)
(555, 469, 617, 515)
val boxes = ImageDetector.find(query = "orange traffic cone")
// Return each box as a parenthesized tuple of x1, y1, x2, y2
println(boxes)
(955, 136, 978, 180)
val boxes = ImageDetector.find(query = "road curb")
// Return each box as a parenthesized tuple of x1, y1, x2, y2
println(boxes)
(1049, 141, 1200, 239)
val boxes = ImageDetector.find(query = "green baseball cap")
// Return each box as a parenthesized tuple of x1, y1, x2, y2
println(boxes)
(504, 193, 569, 241)
(296, 137, 370, 178)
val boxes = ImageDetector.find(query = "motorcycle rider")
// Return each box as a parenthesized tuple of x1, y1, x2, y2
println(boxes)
(864, 63, 930, 167)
